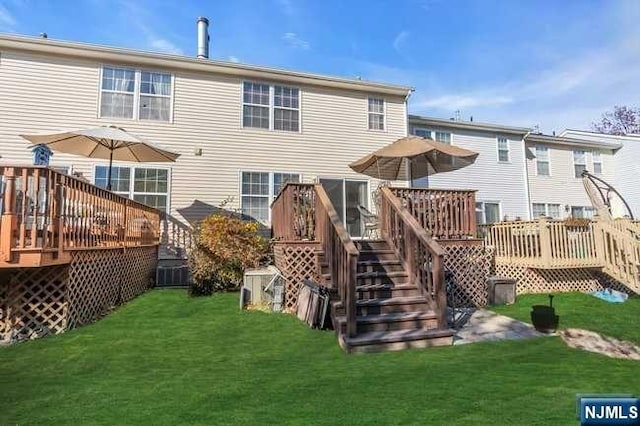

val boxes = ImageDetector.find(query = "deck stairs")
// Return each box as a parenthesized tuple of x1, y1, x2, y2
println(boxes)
(322, 239, 454, 353)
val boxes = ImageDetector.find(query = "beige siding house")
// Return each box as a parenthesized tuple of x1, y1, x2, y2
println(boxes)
(0, 34, 411, 243)
(408, 115, 532, 223)
(524, 133, 621, 219)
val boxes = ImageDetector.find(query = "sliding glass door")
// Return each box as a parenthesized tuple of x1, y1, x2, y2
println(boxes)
(319, 178, 368, 238)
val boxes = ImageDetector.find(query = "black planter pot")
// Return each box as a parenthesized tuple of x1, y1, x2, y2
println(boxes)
(531, 295, 559, 333)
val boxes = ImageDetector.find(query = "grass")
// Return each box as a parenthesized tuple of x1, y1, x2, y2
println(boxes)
(0, 290, 639, 425)
(491, 292, 640, 344)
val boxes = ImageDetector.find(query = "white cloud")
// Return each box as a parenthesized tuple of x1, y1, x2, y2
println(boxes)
(228, 56, 240, 63)
(393, 30, 409, 53)
(149, 38, 183, 55)
(282, 32, 310, 50)
(0, 4, 17, 29)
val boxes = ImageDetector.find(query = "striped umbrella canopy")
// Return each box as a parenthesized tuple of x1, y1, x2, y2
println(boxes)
(21, 125, 180, 190)
(349, 135, 479, 181)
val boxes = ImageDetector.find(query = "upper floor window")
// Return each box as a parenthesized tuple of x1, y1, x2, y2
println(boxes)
(535, 146, 550, 176)
(368, 97, 385, 130)
(100, 66, 173, 122)
(497, 136, 509, 162)
(413, 128, 431, 138)
(592, 151, 602, 174)
(532, 203, 561, 219)
(242, 82, 299, 131)
(434, 131, 452, 144)
(95, 165, 169, 212)
(412, 128, 452, 144)
(573, 150, 586, 178)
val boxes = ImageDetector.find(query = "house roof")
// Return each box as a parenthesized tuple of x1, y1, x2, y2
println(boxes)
(561, 129, 640, 142)
(0, 33, 413, 97)
(408, 114, 531, 135)
(524, 133, 623, 150)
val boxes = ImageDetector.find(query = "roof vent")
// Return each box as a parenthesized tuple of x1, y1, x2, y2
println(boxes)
(39, 32, 48, 39)
(196, 17, 210, 59)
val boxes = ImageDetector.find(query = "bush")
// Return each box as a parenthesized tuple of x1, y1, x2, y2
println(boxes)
(189, 213, 269, 296)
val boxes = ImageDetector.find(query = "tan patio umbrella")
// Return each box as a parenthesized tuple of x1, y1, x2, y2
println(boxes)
(349, 135, 479, 182)
(21, 125, 180, 190)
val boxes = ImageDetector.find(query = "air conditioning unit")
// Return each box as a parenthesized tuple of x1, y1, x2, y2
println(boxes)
(156, 265, 190, 288)
(241, 265, 284, 312)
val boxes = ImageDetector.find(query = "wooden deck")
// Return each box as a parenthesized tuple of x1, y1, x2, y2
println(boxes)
(0, 166, 161, 268)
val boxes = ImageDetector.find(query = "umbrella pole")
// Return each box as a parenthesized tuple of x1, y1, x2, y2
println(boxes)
(107, 149, 114, 191)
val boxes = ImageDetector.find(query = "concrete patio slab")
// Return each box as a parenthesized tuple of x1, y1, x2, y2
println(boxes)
(449, 308, 550, 345)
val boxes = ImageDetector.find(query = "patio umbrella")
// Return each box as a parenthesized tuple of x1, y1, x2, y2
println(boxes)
(349, 135, 479, 182)
(21, 125, 180, 190)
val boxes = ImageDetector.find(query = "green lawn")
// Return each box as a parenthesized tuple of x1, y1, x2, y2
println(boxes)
(491, 292, 640, 344)
(1, 290, 639, 425)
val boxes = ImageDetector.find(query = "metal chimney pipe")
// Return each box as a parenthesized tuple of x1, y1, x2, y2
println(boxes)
(196, 17, 210, 59)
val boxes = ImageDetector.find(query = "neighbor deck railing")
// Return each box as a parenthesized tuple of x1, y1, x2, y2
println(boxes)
(380, 187, 447, 327)
(0, 166, 161, 263)
(390, 187, 477, 239)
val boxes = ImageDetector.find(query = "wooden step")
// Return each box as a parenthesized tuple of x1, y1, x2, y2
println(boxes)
(357, 270, 409, 286)
(357, 259, 404, 273)
(335, 311, 439, 333)
(356, 296, 429, 315)
(356, 240, 389, 251)
(358, 249, 398, 261)
(356, 283, 420, 299)
(340, 328, 454, 353)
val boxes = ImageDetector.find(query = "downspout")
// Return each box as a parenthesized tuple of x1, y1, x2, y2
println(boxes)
(522, 132, 533, 220)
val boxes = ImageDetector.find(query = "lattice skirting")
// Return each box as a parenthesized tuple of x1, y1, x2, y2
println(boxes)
(1, 246, 157, 343)
(494, 264, 635, 295)
(442, 243, 495, 308)
(273, 241, 321, 312)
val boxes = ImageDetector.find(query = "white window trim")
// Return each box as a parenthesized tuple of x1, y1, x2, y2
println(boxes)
(93, 164, 171, 212)
(434, 130, 452, 145)
(476, 200, 502, 224)
(592, 150, 603, 174)
(412, 127, 432, 138)
(367, 97, 386, 132)
(241, 81, 302, 133)
(532, 203, 562, 219)
(98, 65, 175, 123)
(573, 149, 587, 179)
(497, 136, 510, 163)
(411, 127, 453, 144)
(239, 171, 303, 224)
(317, 176, 371, 239)
(535, 145, 551, 177)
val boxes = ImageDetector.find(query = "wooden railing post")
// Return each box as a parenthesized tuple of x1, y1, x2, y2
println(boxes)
(539, 217, 552, 266)
(1, 168, 17, 261)
(433, 254, 447, 328)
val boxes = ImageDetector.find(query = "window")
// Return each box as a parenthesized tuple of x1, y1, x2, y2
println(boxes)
(100, 66, 173, 121)
(368, 97, 385, 130)
(242, 82, 299, 131)
(412, 128, 431, 138)
(240, 172, 301, 224)
(592, 151, 602, 174)
(532, 203, 561, 219)
(535, 146, 550, 176)
(571, 206, 594, 219)
(94, 166, 169, 212)
(476, 201, 501, 224)
(573, 150, 586, 178)
(434, 131, 451, 144)
(497, 136, 509, 162)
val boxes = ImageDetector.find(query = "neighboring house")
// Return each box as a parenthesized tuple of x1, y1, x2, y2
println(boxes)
(561, 129, 639, 218)
(0, 33, 411, 242)
(523, 133, 621, 219)
(408, 115, 532, 224)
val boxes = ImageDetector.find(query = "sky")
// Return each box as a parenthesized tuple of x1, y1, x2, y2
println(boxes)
(1, 0, 638, 133)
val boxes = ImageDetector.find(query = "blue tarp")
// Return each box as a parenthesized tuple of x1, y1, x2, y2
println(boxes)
(591, 288, 628, 303)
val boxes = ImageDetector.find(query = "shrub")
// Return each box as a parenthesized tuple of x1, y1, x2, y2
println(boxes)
(189, 212, 269, 296)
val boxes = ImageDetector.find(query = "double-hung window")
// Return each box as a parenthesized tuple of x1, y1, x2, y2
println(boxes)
(497, 136, 510, 162)
(573, 150, 586, 178)
(242, 82, 299, 131)
(535, 146, 550, 176)
(94, 166, 169, 212)
(592, 151, 602, 174)
(412, 128, 452, 144)
(100, 66, 173, 121)
(476, 201, 501, 224)
(240, 172, 301, 224)
(412, 128, 431, 138)
(532, 203, 561, 219)
(368, 97, 385, 130)
(434, 131, 452, 144)
(571, 206, 594, 219)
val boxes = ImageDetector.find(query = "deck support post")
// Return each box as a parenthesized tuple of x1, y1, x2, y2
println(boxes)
(1, 168, 17, 262)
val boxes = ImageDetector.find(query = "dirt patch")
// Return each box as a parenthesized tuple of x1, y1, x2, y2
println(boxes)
(560, 328, 640, 360)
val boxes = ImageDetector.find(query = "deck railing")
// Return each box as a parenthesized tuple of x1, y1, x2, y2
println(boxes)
(593, 220, 640, 289)
(0, 166, 161, 262)
(390, 187, 477, 239)
(380, 187, 447, 327)
(481, 217, 601, 269)
(314, 184, 359, 337)
(271, 183, 316, 241)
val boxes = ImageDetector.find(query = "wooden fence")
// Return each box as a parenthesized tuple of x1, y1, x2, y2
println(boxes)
(0, 166, 161, 266)
(390, 187, 477, 239)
